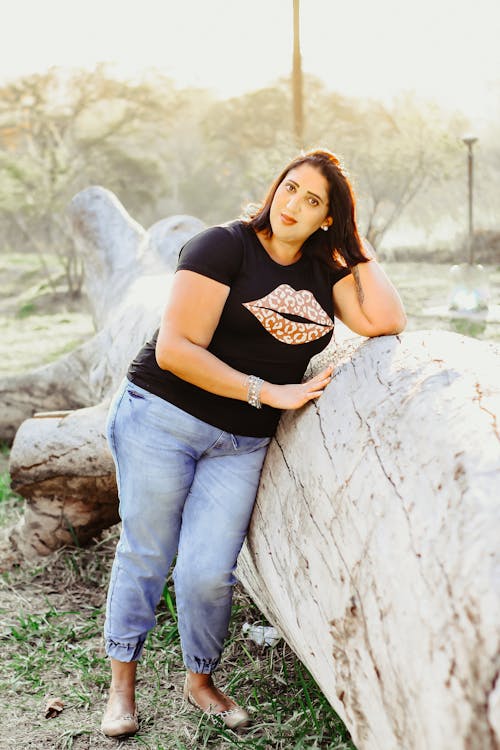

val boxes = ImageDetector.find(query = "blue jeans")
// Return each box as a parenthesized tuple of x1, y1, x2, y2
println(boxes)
(104, 379, 271, 673)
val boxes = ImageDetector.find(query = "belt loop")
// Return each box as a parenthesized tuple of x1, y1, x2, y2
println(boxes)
(231, 434, 238, 450)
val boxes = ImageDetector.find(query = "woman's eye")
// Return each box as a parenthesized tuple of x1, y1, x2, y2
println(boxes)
(285, 183, 295, 192)
(308, 197, 319, 206)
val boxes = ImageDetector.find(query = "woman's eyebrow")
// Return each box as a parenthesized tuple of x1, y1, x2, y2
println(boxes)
(286, 179, 325, 204)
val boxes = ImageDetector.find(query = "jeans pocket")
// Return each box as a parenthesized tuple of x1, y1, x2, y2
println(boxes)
(127, 388, 147, 400)
(125, 379, 156, 400)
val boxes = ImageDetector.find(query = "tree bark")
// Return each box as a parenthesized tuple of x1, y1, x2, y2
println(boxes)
(8, 402, 116, 556)
(237, 331, 500, 750)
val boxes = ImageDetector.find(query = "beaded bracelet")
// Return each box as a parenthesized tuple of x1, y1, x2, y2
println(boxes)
(247, 375, 264, 409)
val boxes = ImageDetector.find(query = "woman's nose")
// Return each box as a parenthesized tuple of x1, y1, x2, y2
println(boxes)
(286, 195, 299, 212)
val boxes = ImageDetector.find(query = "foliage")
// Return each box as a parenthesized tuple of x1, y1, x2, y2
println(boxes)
(0, 66, 203, 295)
(303, 83, 470, 246)
(1, 65, 498, 285)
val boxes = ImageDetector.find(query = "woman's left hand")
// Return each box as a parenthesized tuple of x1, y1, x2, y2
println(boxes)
(260, 365, 334, 410)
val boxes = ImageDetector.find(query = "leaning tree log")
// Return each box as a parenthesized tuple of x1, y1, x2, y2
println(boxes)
(4, 187, 500, 750)
(238, 332, 500, 750)
(0, 186, 204, 443)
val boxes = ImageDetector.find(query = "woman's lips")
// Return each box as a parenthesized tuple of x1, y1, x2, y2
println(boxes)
(243, 284, 334, 345)
(280, 212, 297, 225)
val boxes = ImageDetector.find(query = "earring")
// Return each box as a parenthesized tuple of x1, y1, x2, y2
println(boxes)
(321, 225, 328, 232)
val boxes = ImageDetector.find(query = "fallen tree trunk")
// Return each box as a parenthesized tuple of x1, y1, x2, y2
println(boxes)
(5, 187, 203, 551)
(8, 402, 117, 555)
(238, 331, 500, 750)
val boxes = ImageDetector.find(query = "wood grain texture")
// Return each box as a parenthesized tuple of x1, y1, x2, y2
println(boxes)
(238, 331, 500, 750)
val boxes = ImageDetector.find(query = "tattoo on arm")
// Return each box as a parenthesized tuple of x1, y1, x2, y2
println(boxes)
(352, 265, 365, 306)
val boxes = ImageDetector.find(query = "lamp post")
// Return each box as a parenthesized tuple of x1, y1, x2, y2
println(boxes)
(447, 134, 489, 322)
(292, 0, 304, 150)
(462, 134, 478, 264)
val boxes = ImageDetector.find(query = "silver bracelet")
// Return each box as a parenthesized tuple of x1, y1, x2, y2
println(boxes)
(247, 375, 264, 409)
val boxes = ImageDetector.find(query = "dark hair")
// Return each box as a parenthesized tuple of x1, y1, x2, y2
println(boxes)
(245, 149, 369, 269)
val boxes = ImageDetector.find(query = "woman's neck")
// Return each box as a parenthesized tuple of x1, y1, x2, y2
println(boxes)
(256, 231, 303, 266)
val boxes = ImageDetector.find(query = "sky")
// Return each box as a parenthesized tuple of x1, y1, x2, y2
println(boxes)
(1, 0, 499, 131)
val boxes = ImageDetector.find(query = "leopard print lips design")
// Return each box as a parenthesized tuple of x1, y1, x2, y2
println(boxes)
(243, 284, 334, 345)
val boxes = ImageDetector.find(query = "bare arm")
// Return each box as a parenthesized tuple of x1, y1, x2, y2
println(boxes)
(333, 241, 406, 337)
(156, 270, 333, 410)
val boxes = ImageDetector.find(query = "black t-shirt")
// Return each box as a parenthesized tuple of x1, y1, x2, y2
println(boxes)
(128, 220, 351, 436)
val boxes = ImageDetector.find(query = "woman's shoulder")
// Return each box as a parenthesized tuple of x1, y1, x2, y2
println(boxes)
(180, 220, 244, 250)
(176, 221, 246, 284)
(184, 220, 247, 247)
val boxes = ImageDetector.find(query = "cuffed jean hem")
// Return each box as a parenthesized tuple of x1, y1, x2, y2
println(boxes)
(185, 655, 221, 674)
(105, 637, 146, 662)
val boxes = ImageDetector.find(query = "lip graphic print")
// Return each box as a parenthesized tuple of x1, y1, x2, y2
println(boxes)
(243, 284, 334, 345)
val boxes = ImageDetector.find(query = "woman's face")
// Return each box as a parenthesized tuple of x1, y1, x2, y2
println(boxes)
(269, 163, 332, 243)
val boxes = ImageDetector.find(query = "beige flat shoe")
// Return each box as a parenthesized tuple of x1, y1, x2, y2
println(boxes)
(183, 676, 250, 730)
(100, 709, 139, 738)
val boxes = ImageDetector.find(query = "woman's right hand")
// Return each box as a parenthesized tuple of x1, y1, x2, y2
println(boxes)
(261, 365, 334, 410)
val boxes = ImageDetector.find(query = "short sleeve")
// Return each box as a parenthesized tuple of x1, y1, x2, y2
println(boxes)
(330, 265, 352, 286)
(176, 225, 243, 286)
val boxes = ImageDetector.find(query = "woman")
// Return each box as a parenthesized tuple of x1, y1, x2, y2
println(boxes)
(100, 148, 406, 737)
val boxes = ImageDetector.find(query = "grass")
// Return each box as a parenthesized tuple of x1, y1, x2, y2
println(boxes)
(383, 261, 500, 341)
(0, 472, 23, 526)
(0, 524, 356, 750)
(0, 443, 23, 526)
(0, 251, 94, 376)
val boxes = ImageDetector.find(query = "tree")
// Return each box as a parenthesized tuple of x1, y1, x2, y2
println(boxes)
(302, 81, 467, 249)
(185, 82, 296, 223)
(1, 66, 494, 275)
(0, 66, 189, 294)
